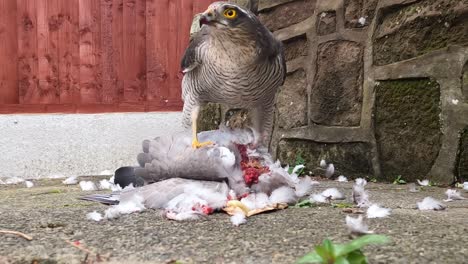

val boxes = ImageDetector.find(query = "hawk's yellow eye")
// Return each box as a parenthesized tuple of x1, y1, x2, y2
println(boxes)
(223, 8, 237, 19)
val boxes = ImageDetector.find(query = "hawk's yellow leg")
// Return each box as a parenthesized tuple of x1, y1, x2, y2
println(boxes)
(191, 106, 214, 149)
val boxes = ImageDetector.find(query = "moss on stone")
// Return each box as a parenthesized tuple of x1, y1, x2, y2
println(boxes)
(373, 0, 468, 65)
(277, 139, 373, 178)
(374, 78, 442, 182)
(456, 127, 468, 182)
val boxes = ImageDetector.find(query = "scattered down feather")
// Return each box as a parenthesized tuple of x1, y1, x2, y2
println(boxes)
(230, 212, 247, 226)
(346, 215, 373, 235)
(367, 204, 391, 218)
(417, 179, 430, 186)
(353, 184, 370, 208)
(79, 181, 97, 191)
(310, 194, 328, 203)
(336, 175, 348, 182)
(240, 193, 270, 211)
(355, 178, 367, 187)
(294, 176, 318, 197)
(104, 193, 145, 219)
(87, 211, 103, 222)
(325, 164, 335, 178)
(321, 188, 345, 200)
(63, 176, 78, 185)
(25, 181, 34, 188)
(408, 183, 420, 193)
(444, 189, 466, 202)
(463, 182, 468, 191)
(320, 159, 327, 169)
(417, 197, 446, 211)
(269, 186, 297, 204)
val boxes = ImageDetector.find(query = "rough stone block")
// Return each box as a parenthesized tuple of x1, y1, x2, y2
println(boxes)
(344, 0, 378, 28)
(310, 40, 363, 126)
(198, 103, 222, 132)
(373, 0, 468, 66)
(463, 62, 468, 102)
(456, 127, 468, 182)
(277, 70, 308, 129)
(317, 11, 337, 36)
(283, 34, 309, 61)
(375, 79, 442, 182)
(277, 139, 373, 178)
(258, 0, 316, 32)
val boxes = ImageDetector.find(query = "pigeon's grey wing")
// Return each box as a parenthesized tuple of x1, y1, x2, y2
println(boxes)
(121, 178, 229, 209)
(79, 193, 121, 205)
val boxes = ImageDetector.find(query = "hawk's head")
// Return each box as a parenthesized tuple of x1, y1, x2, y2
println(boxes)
(199, 2, 258, 31)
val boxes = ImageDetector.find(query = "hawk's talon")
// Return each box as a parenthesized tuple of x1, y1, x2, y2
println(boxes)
(192, 140, 214, 149)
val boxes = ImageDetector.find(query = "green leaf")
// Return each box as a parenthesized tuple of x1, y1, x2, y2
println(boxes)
(335, 256, 351, 264)
(296, 252, 324, 264)
(294, 200, 315, 208)
(335, 235, 390, 257)
(314, 244, 333, 262)
(323, 239, 335, 258)
(392, 175, 406, 185)
(346, 250, 367, 264)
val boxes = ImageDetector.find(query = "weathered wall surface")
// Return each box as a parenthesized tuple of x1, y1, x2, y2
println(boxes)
(199, 0, 468, 184)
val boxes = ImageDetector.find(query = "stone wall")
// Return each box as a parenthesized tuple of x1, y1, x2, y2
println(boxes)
(198, 0, 468, 184)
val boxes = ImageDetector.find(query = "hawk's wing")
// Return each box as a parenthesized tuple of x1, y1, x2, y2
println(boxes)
(180, 26, 209, 73)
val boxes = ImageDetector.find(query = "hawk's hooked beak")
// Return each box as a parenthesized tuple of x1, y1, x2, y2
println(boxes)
(199, 9, 215, 27)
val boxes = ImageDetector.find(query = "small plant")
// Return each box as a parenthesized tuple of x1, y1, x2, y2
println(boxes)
(297, 235, 390, 264)
(288, 153, 306, 176)
(392, 175, 406, 185)
(369, 178, 377, 183)
(293, 200, 317, 208)
(331, 202, 354, 209)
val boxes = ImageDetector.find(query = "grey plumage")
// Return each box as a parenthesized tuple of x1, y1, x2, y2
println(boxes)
(181, 2, 286, 145)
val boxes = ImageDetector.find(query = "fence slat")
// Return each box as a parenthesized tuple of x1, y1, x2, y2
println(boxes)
(122, 0, 146, 102)
(0, 0, 18, 104)
(17, 0, 38, 104)
(146, 0, 167, 105)
(59, 0, 80, 104)
(100, 0, 120, 104)
(36, 0, 60, 104)
(79, 0, 102, 104)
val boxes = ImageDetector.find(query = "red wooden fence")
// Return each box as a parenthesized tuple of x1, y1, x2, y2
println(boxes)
(0, 0, 216, 114)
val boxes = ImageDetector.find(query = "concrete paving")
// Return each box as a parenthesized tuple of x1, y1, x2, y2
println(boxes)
(1, 178, 467, 264)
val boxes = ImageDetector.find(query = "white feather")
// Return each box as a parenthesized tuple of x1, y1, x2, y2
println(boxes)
(269, 186, 297, 204)
(99, 179, 112, 190)
(336, 175, 348, 182)
(165, 211, 202, 221)
(63, 176, 78, 185)
(463, 182, 468, 191)
(25, 181, 34, 188)
(292, 165, 305, 174)
(0, 177, 25, 185)
(321, 188, 345, 200)
(367, 204, 391, 218)
(105, 194, 145, 219)
(417, 197, 446, 211)
(417, 179, 430, 186)
(230, 212, 247, 226)
(444, 189, 466, 202)
(99, 170, 113, 176)
(294, 176, 317, 197)
(346, 215, 373, 235)
(86, 211, 103, 222)
(355, 178, 367, 186)
(353, 184, 370, 208)
(325, 164, 335, 178)
(218, 147, 236, 168)
(310, 194, 328, 203)
(358, 17, 366, 26)
(79, 181, 97, 191)
(240, 195, 257, 211)
(320, 159, 327, 168)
